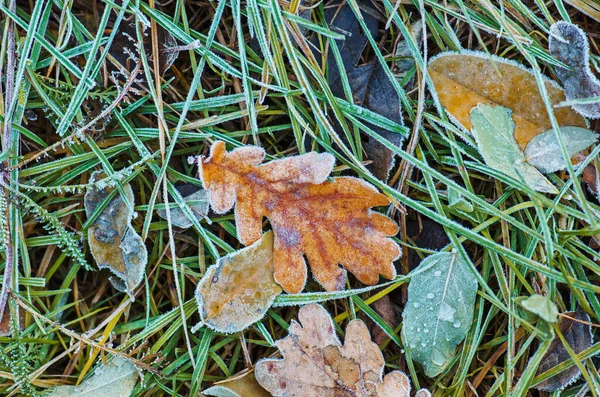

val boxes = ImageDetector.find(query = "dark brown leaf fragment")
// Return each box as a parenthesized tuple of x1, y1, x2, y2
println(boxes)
(549, 21, 600, 119)
(535, 308, 593, 391)
(325, 0, 409, 180)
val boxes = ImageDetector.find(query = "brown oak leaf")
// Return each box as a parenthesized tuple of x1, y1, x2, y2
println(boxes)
(197, 141, 400, 294)
(255, 304, 430, 397)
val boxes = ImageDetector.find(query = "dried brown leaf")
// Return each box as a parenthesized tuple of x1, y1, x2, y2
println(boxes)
(535, 308, 593, 391)
(0, 305, 24, 336)
(202, 370, 271, 397)
(194, 231, 282, 333)
(549, 21, 600, 119)
(428, 52, 586, 149)
(197, 141, 400, 294)
(107, 19, 178, 77)
(84, 172, 147, 298)
(255, 303, 429, 397)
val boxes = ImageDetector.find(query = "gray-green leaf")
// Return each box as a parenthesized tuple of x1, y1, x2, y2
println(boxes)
(157, 185, 209, 229)
(49, 357, 139, 396)
(470, 104, 558, 194)
(518, 294, 559, 323)
(402, 251, 478, 377)
(524, 126, 597, 173)
(448, 186, 473, 212)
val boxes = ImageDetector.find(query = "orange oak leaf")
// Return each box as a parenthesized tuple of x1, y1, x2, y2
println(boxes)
(197, 141, 400, 294)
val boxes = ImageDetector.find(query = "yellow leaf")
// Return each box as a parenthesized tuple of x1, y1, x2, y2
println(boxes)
(428, 52, 586, 149)
(195, 231, 282, 333)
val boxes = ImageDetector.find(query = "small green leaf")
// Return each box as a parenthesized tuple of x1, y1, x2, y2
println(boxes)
(524, 126, 598, 173)
(448, 186, 473, 212)
(402, 251, 478, 377)
(518, 294, 559, 323)
(470, 104, 558, 194)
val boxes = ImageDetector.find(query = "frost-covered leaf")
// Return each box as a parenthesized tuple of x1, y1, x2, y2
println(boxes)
(524, 126, 597, 173)
(402, 251, 478, 378)
(325, 1, 414, 180)
(196, 141, 400, 294)
(448, 187, 473, 212)
(428, 52, 586, 148)
(470, 104, 558, 194)
(194, 231, 282, 333)
(108, 19, 178, 79)
(255, 303, 430, 397)
(535, 308, 593, 391)
(85, 171, 147, 299)
(48, 357, 139, 397)
(518, 294, 559, 323)
(157, 184, 209, 229)
(0, 306, 23, 336)
(0, 308, 9, 336)
(550, 21, 600, 119)
(202, 371, 271, 397)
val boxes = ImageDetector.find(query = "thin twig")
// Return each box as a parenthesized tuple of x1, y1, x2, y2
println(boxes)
(10, 291, 161, 376)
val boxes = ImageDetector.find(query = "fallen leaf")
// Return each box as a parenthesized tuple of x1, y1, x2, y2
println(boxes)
(428, 52, 586, 149)
(470, 104, 558, 194)
(549, 21, 600, 119)
(48, 357, 139, 397)
(402, 251, 478, 378)
(202, 371, 270, 397)
(405, 217, 450, 271)
(448, 186, 473, 212)
(370, 295, 399, 345)
(194, 231, 282, 333)
(0, 305, 24, 336)
(157, 183, 209, 229)
(255, 303, 430, 396)
(107, 19, 178, 78)
(325, 1, 412, 180)
(0, 308, 10, 336)
(535, 308, 593, 391)
(518, 294, 559, 323)
(197, 141, 400, 294)
(85, 171, 147, 298)
(524, 126, 597, 173)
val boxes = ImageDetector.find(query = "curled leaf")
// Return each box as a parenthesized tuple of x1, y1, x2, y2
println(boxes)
(402, 251, 478, 378)
(470, 104, 557, 194)
(255, 303, 429, 396)
(535, 308, 593, 391)
(85, 171, 147, 299)
(524, 126, 598, 173)
(197, 141, 400, 294)
(157, 184, 209, 229)
(428, 51, 586, 148)
(49, 357, 139, 397)
(202, 371, 270, 397)
(549, 21, 600, 119)
(194, 231, 282, 333)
